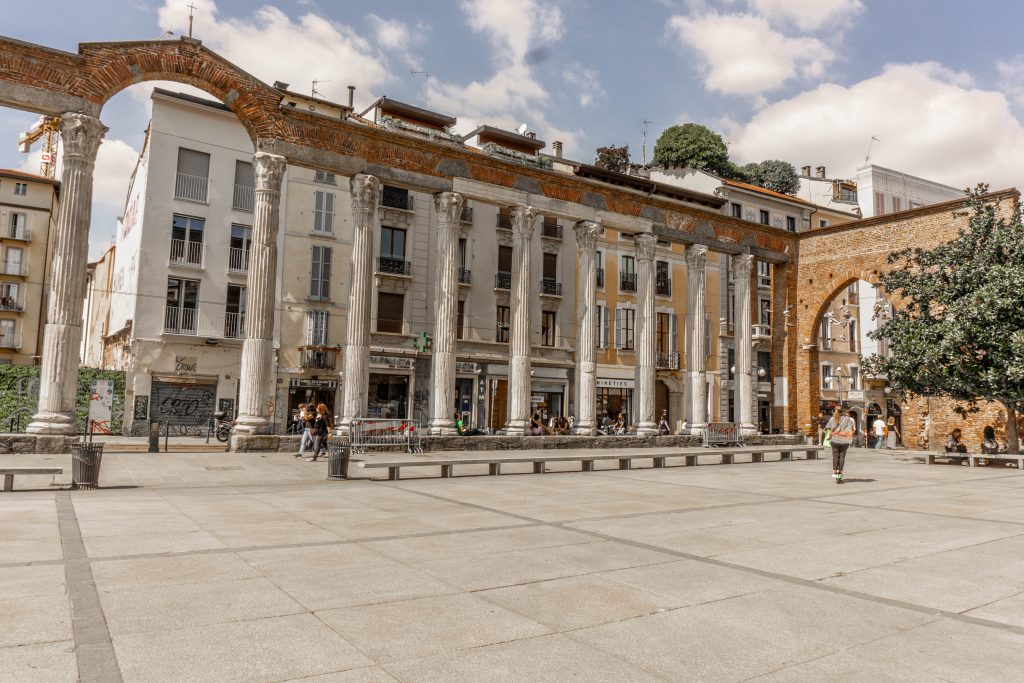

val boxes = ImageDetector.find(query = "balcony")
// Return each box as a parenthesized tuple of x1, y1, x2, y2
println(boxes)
(223, 312, 245, 339)
(0, 261, 28, 277)
(169, 239, 204, 269)
(233, 184, 254, 212)
(377, 257, 412, 276)
(0, 333, 21, 349)
(495, 272, 511, 290)
(541, 279, 562, 296)
(820, 338, 833, 351)
(496, 213, 512, 230)
(620, 272, 637, 292)
(301, 346, 338, 370)
(541, 220, 563, 239)
(164, 306, 198, 335)
(228, 247, 249, 274)
(5, 228, 31, 242)
(596, 268, 605, 287)
(458, 266, 471, 284)
(656, 277, 672, 296)
(380, 189, 414, 211)
(656, 351, 680, 370)
(174, 172, 209, 203)
(0, 294, 24, 312)
(752, 324, 771, 341)
(460, 206, 474, 224)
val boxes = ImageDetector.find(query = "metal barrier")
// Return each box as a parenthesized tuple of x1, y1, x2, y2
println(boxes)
(346, 419, 423, 454)
(703, 422, 745, 448)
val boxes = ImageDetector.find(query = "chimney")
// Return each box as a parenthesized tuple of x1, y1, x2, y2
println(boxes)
(801, 165, 811, 177)
(552, 141, 563, 158)
(526, 131, 536, 139)
(347, 85, 355, 108)
(815, 165, 826, 178)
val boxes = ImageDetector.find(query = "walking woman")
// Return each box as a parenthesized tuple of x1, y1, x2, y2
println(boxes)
(826, 407, 857, 484)
(885, 416, 900, 449)
(306, 403, 332, 462)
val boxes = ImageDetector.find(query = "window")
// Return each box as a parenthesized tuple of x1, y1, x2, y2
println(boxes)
(656, 312, 674, 354)
(380, 226, 407, 259)
(496, 305, 510, 342)
(229, 224, 251, 272)
(376, 292, 404, 333)
(0, 319, 15, 347)
(306, 310, 329, 345)
(170, 214, 205, 267)
(165, 277, 199, 334)
(225, 285, 246, 338)
(620, 255, 636, 291)
(849, 366, 860, 391)
(757, 351, 771, 379)
(818, 219, 829, 228)
(820, 318, 832, 349)
(621, 255, 635, 274)
(541, 311, 556, 346)
(656, 260, 670, 295)
(13, 183, 27, 196)
(821, 363, 833, 390)
(595, 249, 604, 287)
(1, 282, 20, 311)
(496, 245, 512, 288)
(232, 161, 254, 211)
(543, 252, 557, 280)
(314, 170, 336, 184)
(596, 304, 610, 348)
(759, 209, 770, 225)
(457, 300, 465, 340)
(380, 185, 412, 211)
(731, 202, 742, 219)
(615, 307, 636, 350)
(175, 148, 210, 202)
(458, 238, 468, 269)
(874, 192, 885, 216)
(9, 212, 27, 239)
(847, 282, 858, 302)
(727, 348, 735, 379)
(786, 216, 796, 232)
(309, 245, 332, 300)
(759, 299, 771, 326)
(2, 246, 22, 276)
(758, 261, 771, 288)
(891, 197, 902, 213)
(313, 190, 335, 233)
(848, 320, 858, 352)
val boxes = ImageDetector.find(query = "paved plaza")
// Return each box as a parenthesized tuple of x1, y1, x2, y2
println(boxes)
(3, 447, 1024, 681)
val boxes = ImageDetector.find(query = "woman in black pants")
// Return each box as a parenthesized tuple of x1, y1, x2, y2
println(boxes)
(826, 408, 857, 484)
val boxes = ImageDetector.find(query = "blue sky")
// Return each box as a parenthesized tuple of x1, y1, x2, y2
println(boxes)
(4, 0, 1024, 257)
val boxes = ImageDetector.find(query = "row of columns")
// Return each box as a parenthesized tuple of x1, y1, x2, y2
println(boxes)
(25, 118, 759, 437)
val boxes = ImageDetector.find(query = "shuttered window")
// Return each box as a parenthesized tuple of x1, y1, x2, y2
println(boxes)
(306, 311, 328, 345)
(313, 190, 335, 232)
(377, 293, 404, 333)
(309, 246, 332, 300)
(615, 307, 635, 350)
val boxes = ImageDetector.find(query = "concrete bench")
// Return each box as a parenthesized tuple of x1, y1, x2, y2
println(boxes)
(0, 467, 63, 492)
(927, 452, 1023, 469)
(355, 446, 824, 480)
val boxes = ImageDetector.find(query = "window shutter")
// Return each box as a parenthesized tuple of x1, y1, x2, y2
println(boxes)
(306, 311, 315, 345)
(595, 306, 603, 349)
(310, 246, 322, 298)
(704, 318, 710, 356)
(670, 314, 678, 353)
(603, 307, 610, 349)
(324, 192, 334, 232)
(313, 191, 323, 231)
(614, 307, 624, 349)
(321, 247, 332, 299)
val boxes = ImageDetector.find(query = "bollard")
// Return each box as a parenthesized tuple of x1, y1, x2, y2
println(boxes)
(148, 421, 161, 453)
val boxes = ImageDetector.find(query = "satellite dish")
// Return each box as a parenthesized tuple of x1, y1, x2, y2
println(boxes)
(517, 123, 528, 135)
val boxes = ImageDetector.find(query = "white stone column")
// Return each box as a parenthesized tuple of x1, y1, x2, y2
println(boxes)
(685, 244, 709, 433)
(28, 114, 107, 435)
(428, 192, 465, 435)
(573, 220, 601, 435)
(234, 152, 286, 434)
(504, 205, 539, 436)
(733, 254, 756, 434)
(338, 174, 380, 435)
(635, 233, 659, 436)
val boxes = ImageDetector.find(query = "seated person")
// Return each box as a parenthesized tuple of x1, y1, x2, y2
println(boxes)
(531, 413, 550, 435)
(945, 428, 969, 465)
(554, 415, 571, 435)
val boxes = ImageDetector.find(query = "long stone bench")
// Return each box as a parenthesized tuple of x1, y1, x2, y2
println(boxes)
(927, 452, 1023, 469)
(355, 446, 826, 481)
(0, 467, 63, 492)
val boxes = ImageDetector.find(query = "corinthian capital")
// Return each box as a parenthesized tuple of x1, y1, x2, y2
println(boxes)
(434, 192, 465, 224)
(573, 220, 601, 252)
(686, 243, 708, 270)
(254, 152, 286, 191)
(508, 205, 539, 237)
(350, 174, 381, 211)
(731, 254, 754, 280)
(635, 233, 658, 262)
(59, 113, 107, 162)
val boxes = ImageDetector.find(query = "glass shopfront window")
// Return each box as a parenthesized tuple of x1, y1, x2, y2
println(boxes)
(368, 373, 409, 418)
(597, 387, 633, 427)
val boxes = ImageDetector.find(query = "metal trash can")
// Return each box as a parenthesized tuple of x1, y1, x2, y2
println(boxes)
(70, 442, 105, 490)
(327, 441, 350, 480)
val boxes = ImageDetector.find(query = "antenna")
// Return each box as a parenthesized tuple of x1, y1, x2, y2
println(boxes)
(311, 80, 329, 99)
(642, 120, 654, 165)
(186, 2, 197, 38)
(516, 123, 529, 135)
(410, 70, 432, 108)
(864, 136, 880, 166)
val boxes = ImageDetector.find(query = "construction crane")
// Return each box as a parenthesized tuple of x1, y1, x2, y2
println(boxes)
(17, 116, 61, 179)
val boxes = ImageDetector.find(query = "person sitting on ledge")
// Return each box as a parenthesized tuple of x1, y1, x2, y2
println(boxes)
(531, 413, 550, 436)
(945, 428, 968, 466)
(453, 411, 482, 436)
(553, 415, 571, 435)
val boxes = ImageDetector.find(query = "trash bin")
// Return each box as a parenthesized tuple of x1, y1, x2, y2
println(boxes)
(70, 442, 105, 490)
(327, 441, 350, 480)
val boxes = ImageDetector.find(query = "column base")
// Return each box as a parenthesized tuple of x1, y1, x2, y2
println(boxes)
(636, 422, 659, 437)
(505, 419, 529, 436)
(572, 422, 596, 436)
(740, 423, 759, 436)
(428, 419, 458, 436)
(26, 412, 75, 436)
(233, 414, 271, 435)
(685, 423, 707, 435)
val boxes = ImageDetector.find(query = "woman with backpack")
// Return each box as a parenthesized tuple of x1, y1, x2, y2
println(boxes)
(306, 403, 332, 462)
(825, 407, 857, 484)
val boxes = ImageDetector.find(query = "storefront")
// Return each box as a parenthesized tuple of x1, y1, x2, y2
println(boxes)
(368, 355, 415, 419)
(455, 362, 484, 430)
(485, 364, 569, 432)
(597, 377, 634, 428)
(287, 378, 338, 428)
(150, 374, 218, 426)
(531, 382, 565, 422)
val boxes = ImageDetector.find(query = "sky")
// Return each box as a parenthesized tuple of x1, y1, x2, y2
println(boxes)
(4, 0, 1024, 258)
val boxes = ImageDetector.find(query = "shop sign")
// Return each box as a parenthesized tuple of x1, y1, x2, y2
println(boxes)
(597, 378, 635, 389)
(289, 378, 338, 390)
(847, 390, 865, 401)
(175, 355, 198, 374)
(370, 355, 414, 369)
(456, 362, 479, 373)
(531, 383, 564, 393)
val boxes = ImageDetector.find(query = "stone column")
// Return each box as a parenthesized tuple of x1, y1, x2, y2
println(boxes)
(504, 205, 539, 436)
(635, 233, 659, 436)
(428, 192, 465, 435)
(234, 152, 286, 434)
(338, 174, 381, 435)
(28, 114, 107, 435)
(684, 244, 709, 433)
(733, 254, 756, 434)
(573, 220, 601, 435)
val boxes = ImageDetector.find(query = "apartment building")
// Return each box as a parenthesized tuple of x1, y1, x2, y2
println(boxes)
(0, 169, 58, 365)
(817, 281, 862, 419)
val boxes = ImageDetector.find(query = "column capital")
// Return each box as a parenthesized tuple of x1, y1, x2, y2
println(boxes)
(635, 233, 658, 262)
(508, 205, 539, 237)
(732, 253, 754, 279)
(59, 113, 107, 162)
(573, 220, 601, 252)
(686, 243, 709, 269)
(434, 191, 465, 224)
(350, 174, 381, 211)
(254, 152, 286, 191)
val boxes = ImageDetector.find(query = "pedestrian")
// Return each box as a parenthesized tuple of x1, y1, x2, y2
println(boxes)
(825, 407, 856, 484)
(885, 417, 900, 449)
(294, 403, 314, 458)
(945, 428, 968, 466)
(306, 403, 332, 462)
(658, 410, 671, 435)
(817, 412, 828, 445)
(872, 415, 886, 449)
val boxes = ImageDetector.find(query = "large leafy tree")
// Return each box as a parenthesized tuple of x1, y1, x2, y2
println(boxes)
(652, 124, 730, 176)
(863, 185, 1024, 453)
(746, 159, 801, 195)
(594, 144, 630, 173)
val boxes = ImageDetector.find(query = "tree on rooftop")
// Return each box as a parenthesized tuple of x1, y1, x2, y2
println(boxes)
(594, 144, 631, 173)
(652, 123, 730, 176)
(862, 185, 1024, 453)
(746, 159, 801, 195)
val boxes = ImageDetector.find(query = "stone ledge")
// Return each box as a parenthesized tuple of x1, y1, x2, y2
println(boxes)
(0, 434, 79, 454)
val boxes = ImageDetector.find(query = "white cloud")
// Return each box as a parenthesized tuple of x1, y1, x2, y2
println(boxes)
(563, 63, 606, 107)
(727, 62, 1024, 190)
(997, 55, 1024, 109)
(460, 0, 564, 65)
(668, 12, 834, 95)
(746, 0, 863, 32)
(366, 14, 424, 69)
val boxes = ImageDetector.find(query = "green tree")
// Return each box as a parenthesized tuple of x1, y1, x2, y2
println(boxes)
(746, 159, 801, 195)
(652, 124, 730, 175)
(862, 185, 1024, 453)
(594, 144, 630, 173)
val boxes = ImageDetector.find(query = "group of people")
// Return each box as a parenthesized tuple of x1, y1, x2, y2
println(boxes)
(869, 416, 901, 449)
(294, 403, 332, 461)
(531, 413, 572, 435)
(945, 425, 1009, 466)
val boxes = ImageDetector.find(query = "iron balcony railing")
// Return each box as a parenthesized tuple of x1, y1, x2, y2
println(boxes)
(377, 257, 412, 275)
(0, 333, 21, 349)
(174, 172, 209, 203)
(301, 346, 338, 369)
(656, 351, 680, 370)
(596, 268, 605, 287)
(541, 279, 562, 296)
(228, 247, 249, 274)
(496, 322, 510, 343)
(458, 266, 471, 284)
(752, 324, 771, 340)
(541, 220, 563, 239)
(6, 227, 31, 242)
(380, 190, 414, 211)
(656, 277, 672, 296)
(0, 295, 25, 312)
(164, 306, 198, 335)
(0, 261, 28, 276)
(223, 312, 245, 339)
(496, 213, 512, 229)
(495, 272, 511, 290)
(233, 184, 254, 212)
(620, 272, 637, 292)
(820, 338, 833, 351)
(460, 206, 474, 223)
(169, 239, 204, 268)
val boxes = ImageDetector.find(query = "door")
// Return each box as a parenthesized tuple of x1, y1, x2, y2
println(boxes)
(490, 379, 508, 431)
